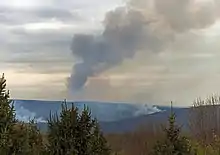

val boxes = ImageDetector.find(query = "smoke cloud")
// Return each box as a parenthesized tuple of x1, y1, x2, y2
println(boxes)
(69, 0, 220, 94)
(13, 101, 47, 123)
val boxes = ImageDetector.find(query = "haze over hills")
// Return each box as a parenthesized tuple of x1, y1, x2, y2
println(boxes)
(13, 99, 162, 122)
(13, 99, 189, 133)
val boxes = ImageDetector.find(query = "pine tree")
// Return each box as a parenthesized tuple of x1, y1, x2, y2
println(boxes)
(151, 102, 194, 155)
(76, 105, 94, 155)
(0, 73, 16, 154)
(90, 120, 111, 155)
(47, 102, 79, 155)
(47, 101, 111, 155)
(10, 120, 46, 155)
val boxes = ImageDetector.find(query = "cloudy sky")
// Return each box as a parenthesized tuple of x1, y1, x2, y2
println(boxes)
(1, 0, 220, 106)
(0, 0, 123, 100)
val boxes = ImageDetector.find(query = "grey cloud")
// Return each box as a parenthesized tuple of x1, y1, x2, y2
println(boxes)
(10, 29, 73, 48)
(131, 34, 220, 105)
(69, 8, 167, 91)
(3, 43, 73, 74)
(1, 26, 74, 74)
(0, 10, 100, 75)
(0, 0, 111, 76)
(0, 6, 83, 25)
(68, 0, 220, 93)
(34, 8, 77, 20)
(154, 0, 217, 32)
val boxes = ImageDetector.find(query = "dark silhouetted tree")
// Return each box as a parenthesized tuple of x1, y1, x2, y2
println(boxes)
(10, 120, 46, 155)
(90, 120, 111, 155)
(47, 101, 111, 155)
(0, 73, 16, 154)
(151, 102, 194, 155)
(0, 74, 46, 155)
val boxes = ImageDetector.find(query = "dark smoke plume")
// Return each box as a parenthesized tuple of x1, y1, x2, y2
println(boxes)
(69, 0, 220, 92)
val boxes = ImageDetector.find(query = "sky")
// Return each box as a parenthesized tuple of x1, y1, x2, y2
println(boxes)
(0, 0, 124, 100)
(1, 0, 220, 106)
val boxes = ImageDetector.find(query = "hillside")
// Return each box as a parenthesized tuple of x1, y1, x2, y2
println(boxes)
(13, 99, 189, 133)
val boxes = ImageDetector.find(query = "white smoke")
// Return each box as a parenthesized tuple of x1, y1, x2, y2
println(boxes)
(134, 104, 162, 116)
(13, 101, 47, 123)
(85, 102, 163, 121)
(12, 100, 163, 122)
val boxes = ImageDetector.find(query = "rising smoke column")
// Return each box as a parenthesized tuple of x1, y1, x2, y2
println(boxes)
(69, 0, 220, 93)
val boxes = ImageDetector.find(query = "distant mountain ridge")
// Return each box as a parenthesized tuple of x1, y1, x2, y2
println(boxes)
(13, 99, 162, 122)
(12, 99, 189, 134)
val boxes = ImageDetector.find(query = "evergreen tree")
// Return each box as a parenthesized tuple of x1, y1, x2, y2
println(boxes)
(0, 73, 16, 154)
(0, 74, 46, 155)
(10, 120, 46, 155)
(47, 102, 79, 155)
(151, 102, 194, 155)
(47, 101, 111, 155)
(90, 120, 111, 155)
(76, 105, 94, 155)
